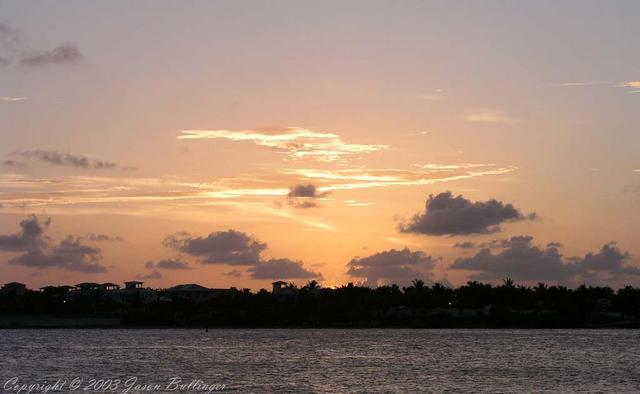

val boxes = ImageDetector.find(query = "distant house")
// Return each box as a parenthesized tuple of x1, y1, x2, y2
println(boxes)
(101, 283, 120, 291)
(117, 281, 157, 303)
(272, 281, 288, 293)
(167, 284, 215, 301)
(40, 285, 74, 295)
(272, 281, 296, 297)
(124, 281, 144, 290)
(75, 282, 101, 292)
(1, 282, 26, 296)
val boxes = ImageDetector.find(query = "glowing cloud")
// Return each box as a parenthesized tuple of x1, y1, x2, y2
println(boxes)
(0, 96, 27, 102)
(463, 110, 514, 123)
(178, 127, 388, 162)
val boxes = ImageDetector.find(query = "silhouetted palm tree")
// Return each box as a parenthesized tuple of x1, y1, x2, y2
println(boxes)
(304, 280, 320, 291)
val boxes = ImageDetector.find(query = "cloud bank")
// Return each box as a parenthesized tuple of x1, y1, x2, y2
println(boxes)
(1, 216, 107, 273)
(450, 236, 638, 282)
(163, 229, 321, 279)
(347, 248, 438, 287)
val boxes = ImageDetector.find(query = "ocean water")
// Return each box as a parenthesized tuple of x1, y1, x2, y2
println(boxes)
(1, 329, 639, 393)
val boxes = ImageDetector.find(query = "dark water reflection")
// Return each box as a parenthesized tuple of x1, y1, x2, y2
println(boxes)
(1, 329, 639, 393)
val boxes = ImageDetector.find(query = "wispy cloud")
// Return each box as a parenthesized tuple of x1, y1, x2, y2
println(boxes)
(0, 96, 27, 102)
(0, 23, 84, 67)
(0, 163, 515, 230)
(21, 44, 82, 66)
(463, 110, 514, 123)
(619, 81, 640, 89)
(178, 126, 388, 162)
(556, 81, 607, 87)
(616, 81, 640, 94)
(13, 150, 126, 170)
(283, 164, 516, 192)
(416, 89, 444, 101)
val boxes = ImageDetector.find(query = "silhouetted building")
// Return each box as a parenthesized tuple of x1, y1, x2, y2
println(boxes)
(1, 282, 26, 296)
(167, 284, 215, 301)
(124, 281, 144, 290)
(40, 285, 74, 294)
(272, 281, 288, 293)
(101, 283, 120, 291)
(75, 282, 101, 292)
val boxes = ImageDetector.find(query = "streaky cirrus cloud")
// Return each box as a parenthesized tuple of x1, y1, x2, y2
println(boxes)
(0, 163, 515, 224)
(399, 192, 535, 236)
(616, 81, 640, 94)
(463, 109, 514, 123)
(346, 248, 438, 287)
(556, 81, 608, 87)
(450, 236, 638, 283)
(283, 164, 516, 192)
(248, 258, 322, 279)
(13, 150, 120, 170)
(164, 230, 267, 265)
(21, 44, 83, 66)
(178, 126, 388, 162)
(1, 215, 107, 273)
(0, 96, 26, 102)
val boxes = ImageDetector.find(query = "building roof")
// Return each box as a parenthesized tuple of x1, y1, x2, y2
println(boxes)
(75, 282, 100, 288)
(168, 284, 211, 292)
(101, 282, 120, 287)
(272, 281, 288, 285)
(124, 281, 144, 284)
(3, 282, 26, 287)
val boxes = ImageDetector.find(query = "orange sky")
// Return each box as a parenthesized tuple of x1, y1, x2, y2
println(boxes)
(1, 1, 639, 290)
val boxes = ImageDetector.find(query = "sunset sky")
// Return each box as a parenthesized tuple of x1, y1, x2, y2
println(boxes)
(1, 1, 639, 290)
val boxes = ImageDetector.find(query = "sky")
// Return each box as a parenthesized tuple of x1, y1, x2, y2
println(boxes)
(1, 1, 639, 290)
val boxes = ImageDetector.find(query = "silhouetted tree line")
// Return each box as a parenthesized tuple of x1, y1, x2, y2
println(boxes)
(2, 279, 640, 328)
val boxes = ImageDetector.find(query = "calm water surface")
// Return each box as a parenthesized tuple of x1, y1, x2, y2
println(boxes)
(1, 329, 639, 393)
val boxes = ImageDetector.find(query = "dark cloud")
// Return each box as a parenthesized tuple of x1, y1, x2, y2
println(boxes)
(0, 23, 20, 50)
(450, 236, 638, 282)
(10, 236, 106, 273)
(137, 269, 162, 280)
(146, 258, 191, 270)
(0, 215, 50, 252)
(347, 248, 438, 287)
(14, 150, 118, 170)
(21, 44, 82, 66)
(223, 270, 243, 278)
(579, 243, 635, 274)
(1, 159, 24, 168)
(248, 258, 322, 280)
(164, 230, 267, 265)
(399, 192, 534, 236)
(1, 215, 107, 273)
(85, 233, 123, 242)
(163, 229, 322, 279)
(287, 183, 329, 208)
(453, 241, 477, 249)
